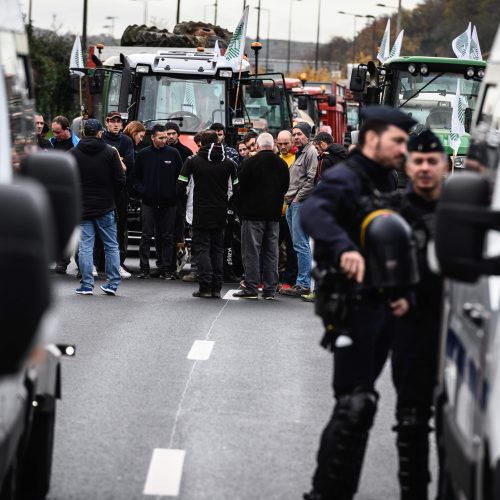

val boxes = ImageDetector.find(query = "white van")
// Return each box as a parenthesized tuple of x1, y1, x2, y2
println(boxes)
(434, 26, 500, 500)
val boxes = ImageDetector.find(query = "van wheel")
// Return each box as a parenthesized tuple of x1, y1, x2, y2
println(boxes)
(17, 396, 56, 500)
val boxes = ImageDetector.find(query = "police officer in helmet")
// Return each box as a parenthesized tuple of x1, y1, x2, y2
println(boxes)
(392, 129, 448, 500)
(301, 105, 418, 500)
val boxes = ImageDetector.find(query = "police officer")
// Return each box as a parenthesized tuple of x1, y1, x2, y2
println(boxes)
(301, 105, 417, 500)
(392, 129, 448, 500)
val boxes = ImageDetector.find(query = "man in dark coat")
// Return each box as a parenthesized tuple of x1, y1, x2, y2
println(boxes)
(70, 119, 125, 296)
(301, 105, 417, 500)
(233, 132, 290, 299)
(313, 131, 347, 181)
(133, 124, 183, 279)
(177, 130, 239, 298)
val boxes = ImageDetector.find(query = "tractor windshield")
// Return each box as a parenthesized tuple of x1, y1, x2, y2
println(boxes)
(393, 71, 481, 133)
(137, 76, 226, 132)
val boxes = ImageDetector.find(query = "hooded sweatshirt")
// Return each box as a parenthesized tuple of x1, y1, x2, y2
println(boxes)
(70, 137, 125, 219)
(177, 143, 238, 229)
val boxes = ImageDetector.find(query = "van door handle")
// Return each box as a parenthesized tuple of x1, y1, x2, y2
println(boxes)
(462, 302, 489, 327)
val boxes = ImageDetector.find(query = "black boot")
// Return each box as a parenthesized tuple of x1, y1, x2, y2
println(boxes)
(394, 407, 432, 500)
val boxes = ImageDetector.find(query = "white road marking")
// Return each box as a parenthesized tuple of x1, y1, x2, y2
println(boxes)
(187, 340, 214, 361)
(223, 289, 241, 300)
(143, 448, 185, 497)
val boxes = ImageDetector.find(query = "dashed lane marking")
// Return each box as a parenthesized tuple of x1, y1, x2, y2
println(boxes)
(187, 340, 214, 361)
(143, 448, 185, 496)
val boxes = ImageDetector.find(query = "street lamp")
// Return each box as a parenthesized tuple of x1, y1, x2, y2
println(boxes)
(105, 16, 116, 39)
(254, 6, 271, 71)
(365, 14, 377, 59)
(338, 11, 364, 62)
(376, 1, 402, 35)
(255, 0, 262, 43)
(287, 0, 302, 74)
(314, 0, 322, 70)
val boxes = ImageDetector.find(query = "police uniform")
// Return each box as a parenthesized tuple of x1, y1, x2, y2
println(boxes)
(301, 106, 418, 500)
(391, 130, 445, 500)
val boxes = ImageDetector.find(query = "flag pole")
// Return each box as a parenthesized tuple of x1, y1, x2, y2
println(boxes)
(234, 58, 244, 112)
(452, 153, 455, 175)
(79, 74, 84, 135)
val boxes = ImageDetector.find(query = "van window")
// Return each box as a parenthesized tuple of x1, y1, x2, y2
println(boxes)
(470, 84, 500, 172)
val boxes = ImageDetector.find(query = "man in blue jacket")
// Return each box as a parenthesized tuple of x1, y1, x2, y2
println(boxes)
(133, 124, 183, 279)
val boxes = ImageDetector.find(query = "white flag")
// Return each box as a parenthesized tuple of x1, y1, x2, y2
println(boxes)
(224, 7, 249, 66)
(389, 30, 404, 58)
(452, 22, 472, 59)
(470, 25, 482, 60)
(69, 35, 85, 75)
(450, 79, 466, 155)
(377, 19, 391, 64)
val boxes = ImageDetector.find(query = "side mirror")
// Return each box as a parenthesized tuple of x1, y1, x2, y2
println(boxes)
(265, 86, 282, 105)
(90, 68, 105, 94)
(297, 95, 308, 110)
(68, 73, 86, 93)
(118, 53, 132, 113)
(349, 65, 368, 92)
(0, 181, 53, 375)
(327, 94, 336, 107)
(435, 172, 492, 282)
(20, 151, 81, 261)
(248, 79, 265, 98)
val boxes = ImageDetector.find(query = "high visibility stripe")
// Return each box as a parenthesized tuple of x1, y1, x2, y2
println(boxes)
(178, 175, 189, 182)
(360, 209, 394, 248)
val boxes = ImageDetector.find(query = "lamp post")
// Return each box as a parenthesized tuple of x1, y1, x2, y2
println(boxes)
(287, 0, 302, 74)
(314, 0, 322, 70)
(376, 1, 402, 34)
(338, 11, 364, 62)
(365, 14, 376, 59)
(177, 0, 180, 23)
(105, 16, 116, 39)
(255, 6, 271, 71)
(82, 0, 88, 53)
(256, 0, 262, 43)
(214, 0, 218, 25)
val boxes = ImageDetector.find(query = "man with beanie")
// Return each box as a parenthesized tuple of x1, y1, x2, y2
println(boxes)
(233, 132, 289, 299)
(280, 121, 318, 297)
(209, 123, 239, 165)
(70, 119, 125, 296)
(133, 124, 183, 279)
(177, 130, 239, 298)
(165, 121, 194, 161)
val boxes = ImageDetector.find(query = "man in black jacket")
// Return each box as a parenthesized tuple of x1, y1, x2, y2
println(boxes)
(313, 131, 347, 181)
(133, 124, 183, 279)
(102, 111, 135, 277)
(177, 130, 239, 298)
(70, 119, 126, 296)
(234, 132, 290, 299)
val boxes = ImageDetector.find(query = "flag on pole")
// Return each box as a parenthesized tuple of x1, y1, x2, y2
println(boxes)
(214, 39, 221, 59)
(450, 79, 466, 155)
(470, 25, 482, 60)
(183, 82, 197, 115)
(377, 19, 391, 64)
(389, 30, 404, 58)
(224, 6, 249, 65)
(452, 22, 472, 59)
(69, 35, 85, 75)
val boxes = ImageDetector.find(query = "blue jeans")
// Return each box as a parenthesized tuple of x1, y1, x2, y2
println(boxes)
(286, 202, 311, 288)
(79, 211, 121, 290)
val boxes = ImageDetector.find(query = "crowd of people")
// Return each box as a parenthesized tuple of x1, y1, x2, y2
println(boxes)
(35, 110, 348, 299)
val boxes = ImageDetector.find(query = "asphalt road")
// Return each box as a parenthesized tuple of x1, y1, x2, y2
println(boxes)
(47, 264, 437, 500)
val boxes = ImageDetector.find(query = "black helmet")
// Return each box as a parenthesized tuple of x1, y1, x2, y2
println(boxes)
(361, 210, 419, 288)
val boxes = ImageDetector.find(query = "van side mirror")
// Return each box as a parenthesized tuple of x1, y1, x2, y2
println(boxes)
(349, 65, 368, 92)
(265, 86, 282, 105)
(435, 172, 494, 282)
(0, 181, 53, 375)
(327, 94, 336, 107)
(90, 69, 105, 94)
(20, 151, 81, 261)
(297, 95, 308, 110)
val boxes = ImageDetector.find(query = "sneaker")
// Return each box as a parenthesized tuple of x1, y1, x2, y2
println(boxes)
(54, 264, 67, 275)
(232, 289, 258, 299)
(92, 265, 98, 277)
(279, 283, 292, 290)
(258, 283, 264, 292)
(192, 290, 213, 298)
(182, 272, 198, 282)
(75, 285, 93, 295)
(279, 285, 310, 297)
(100, 283, 117, 296)
(262, 291, 276, 300)
(150, 270, 165, 279)
(119, 266, 131, 278)
(301, 292, 316, 302)
(137, 271, 150, 279)
(164, 272, 177, 280)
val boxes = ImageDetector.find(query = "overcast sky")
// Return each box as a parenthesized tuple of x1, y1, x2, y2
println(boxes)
(18, 0, 422, 44)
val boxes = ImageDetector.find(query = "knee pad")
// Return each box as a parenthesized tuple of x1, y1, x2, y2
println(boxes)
(336, 388, 379, 431)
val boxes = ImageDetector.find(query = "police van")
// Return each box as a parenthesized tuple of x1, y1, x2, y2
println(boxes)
(0, 1, 80, 497)
(434, 26, 500, 500)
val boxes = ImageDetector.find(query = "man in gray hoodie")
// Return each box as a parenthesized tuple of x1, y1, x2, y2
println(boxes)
(280, 122, 318, 297)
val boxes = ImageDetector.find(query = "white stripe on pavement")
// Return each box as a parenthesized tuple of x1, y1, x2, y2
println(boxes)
(143, 448, 185, 496)
(223, 289, 241, 300)
(187, 340, 214, 361)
